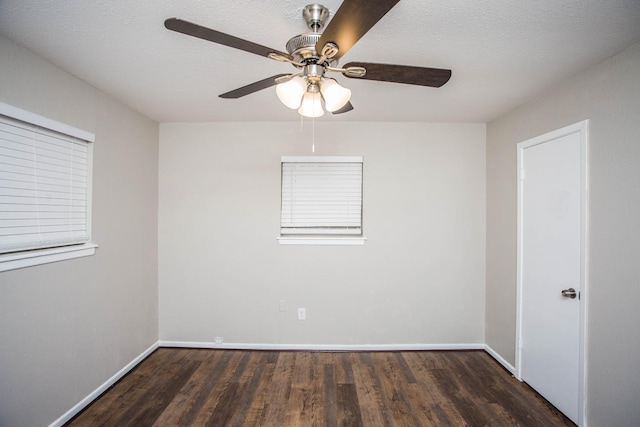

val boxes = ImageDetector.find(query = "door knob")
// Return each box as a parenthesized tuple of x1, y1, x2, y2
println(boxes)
(561, 288, 577, 299)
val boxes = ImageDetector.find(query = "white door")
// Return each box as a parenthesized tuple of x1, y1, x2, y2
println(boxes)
(516, 121, 587, 425)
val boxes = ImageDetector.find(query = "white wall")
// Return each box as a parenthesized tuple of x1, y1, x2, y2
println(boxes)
(159, 121, 486, 346)
(486, 42, 640, 425)
(0, 36, 159, 427)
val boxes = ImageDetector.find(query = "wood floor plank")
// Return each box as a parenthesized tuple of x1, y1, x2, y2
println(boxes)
(307, 356, 326, 427)
(336, 383, 364, 427)
(65, 349, 576, 427)
(442, 351, 513, 426)
(351, 356, 392, 427)
(449, 351, 526, 426)
(226, 352, 271, 427)
(163, 350, 235, 426)
(454, 351, 573, 426)
(286, 351, 324, 426)
(205, 381, 245, 427)
(239, 353, 278, 426)
(404, 383, 448, 426)
(402, 352, 468, 426)
(323, 364, 338, 427)
(112, 354, 200, 426)
(337, 352, 356, 384)
(370, 352, 422, 427)
(429, 357, 495, 425)
(69, 348, 182, 426)
(151, 349, 225, 427)
(187, 350, 246, 426)
(259, 352, 295, 426)
(393, 352, 417, 384)
(426, 352, 486, 426)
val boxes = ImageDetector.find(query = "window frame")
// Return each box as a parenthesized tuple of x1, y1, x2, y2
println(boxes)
(278, 156, 366, 246)
(0, 102, 97, 272)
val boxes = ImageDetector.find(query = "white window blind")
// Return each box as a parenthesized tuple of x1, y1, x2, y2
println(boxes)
(0, 114, 91, 254)
(281, 156, 363, 236)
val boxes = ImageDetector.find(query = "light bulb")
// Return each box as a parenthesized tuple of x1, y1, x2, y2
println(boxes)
(276, 77, 306, 109)
(298, 92, 324, 117)
(320, 79, 351, 112)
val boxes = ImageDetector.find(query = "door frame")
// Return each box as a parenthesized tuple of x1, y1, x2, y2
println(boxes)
(515, 120, 589, 425)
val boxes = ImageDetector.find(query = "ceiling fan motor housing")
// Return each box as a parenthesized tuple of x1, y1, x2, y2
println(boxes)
(286, 4, 337, 66)
(286, 33, 322, 63)
(285, 33, 338, 67)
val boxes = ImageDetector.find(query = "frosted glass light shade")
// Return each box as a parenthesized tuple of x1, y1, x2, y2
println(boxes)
(298, 92, 324, 117)
(276, 77, 306, 109)
(320, 79, 351, 112)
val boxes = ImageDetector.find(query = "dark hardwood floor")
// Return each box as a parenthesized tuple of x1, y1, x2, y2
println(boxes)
(65, 348, 575, 426)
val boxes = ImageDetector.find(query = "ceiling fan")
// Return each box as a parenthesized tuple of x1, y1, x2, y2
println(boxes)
(164, 0, 451, 117)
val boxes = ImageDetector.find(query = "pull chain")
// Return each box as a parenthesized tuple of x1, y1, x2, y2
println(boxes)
(312, 116, 315, 153)
(298, 114, 316, 153)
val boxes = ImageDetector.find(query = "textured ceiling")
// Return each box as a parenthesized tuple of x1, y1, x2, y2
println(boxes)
(1, 0, 639, 123)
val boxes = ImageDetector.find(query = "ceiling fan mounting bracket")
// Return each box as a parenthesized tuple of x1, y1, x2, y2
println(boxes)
(302, 4, 330, 32)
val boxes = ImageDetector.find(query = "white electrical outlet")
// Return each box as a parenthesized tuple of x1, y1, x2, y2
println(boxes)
(215, 336, 223, 344)
(298, 307, 306, 320)
(279, 300, 287, 312)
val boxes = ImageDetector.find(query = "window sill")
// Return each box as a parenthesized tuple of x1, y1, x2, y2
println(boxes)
(0, 243, 98, 273)
(278, 236, 367, 246)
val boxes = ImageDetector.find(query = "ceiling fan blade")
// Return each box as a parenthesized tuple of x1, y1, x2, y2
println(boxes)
(165, 18, 293, 61)
(342, 62, 452, 87)
(332, 101, 354, 114)
(316, 0, 401, 60)
(219, 74, 291, 99)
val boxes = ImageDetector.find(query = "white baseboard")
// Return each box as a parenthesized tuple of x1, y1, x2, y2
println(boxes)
(483, 344, 516, 375)
(159, 340, 486, 352)
(48, 341, 160, 427)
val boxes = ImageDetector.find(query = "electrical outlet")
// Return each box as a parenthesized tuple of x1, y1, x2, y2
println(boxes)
(215, 336, 223, 344)
(279, 300, 287, 312)
(298, 307, 306, 320)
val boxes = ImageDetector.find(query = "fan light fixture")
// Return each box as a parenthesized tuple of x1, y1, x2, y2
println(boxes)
(275, 76, 307, 109)
(320, 79, 351, 112)
(298, 91, 324, 117)
(276, 77, 350, 117)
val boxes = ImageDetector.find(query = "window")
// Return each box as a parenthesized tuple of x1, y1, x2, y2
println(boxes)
(0, 102, 96, 272)
(279, 156, 365, 245)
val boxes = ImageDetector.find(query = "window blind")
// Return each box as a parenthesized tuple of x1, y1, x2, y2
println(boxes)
(0, 115, 90, 254)
(281, 157, 363, 236)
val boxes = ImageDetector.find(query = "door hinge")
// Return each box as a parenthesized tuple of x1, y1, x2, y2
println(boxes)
(520, 168, 526, 181)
